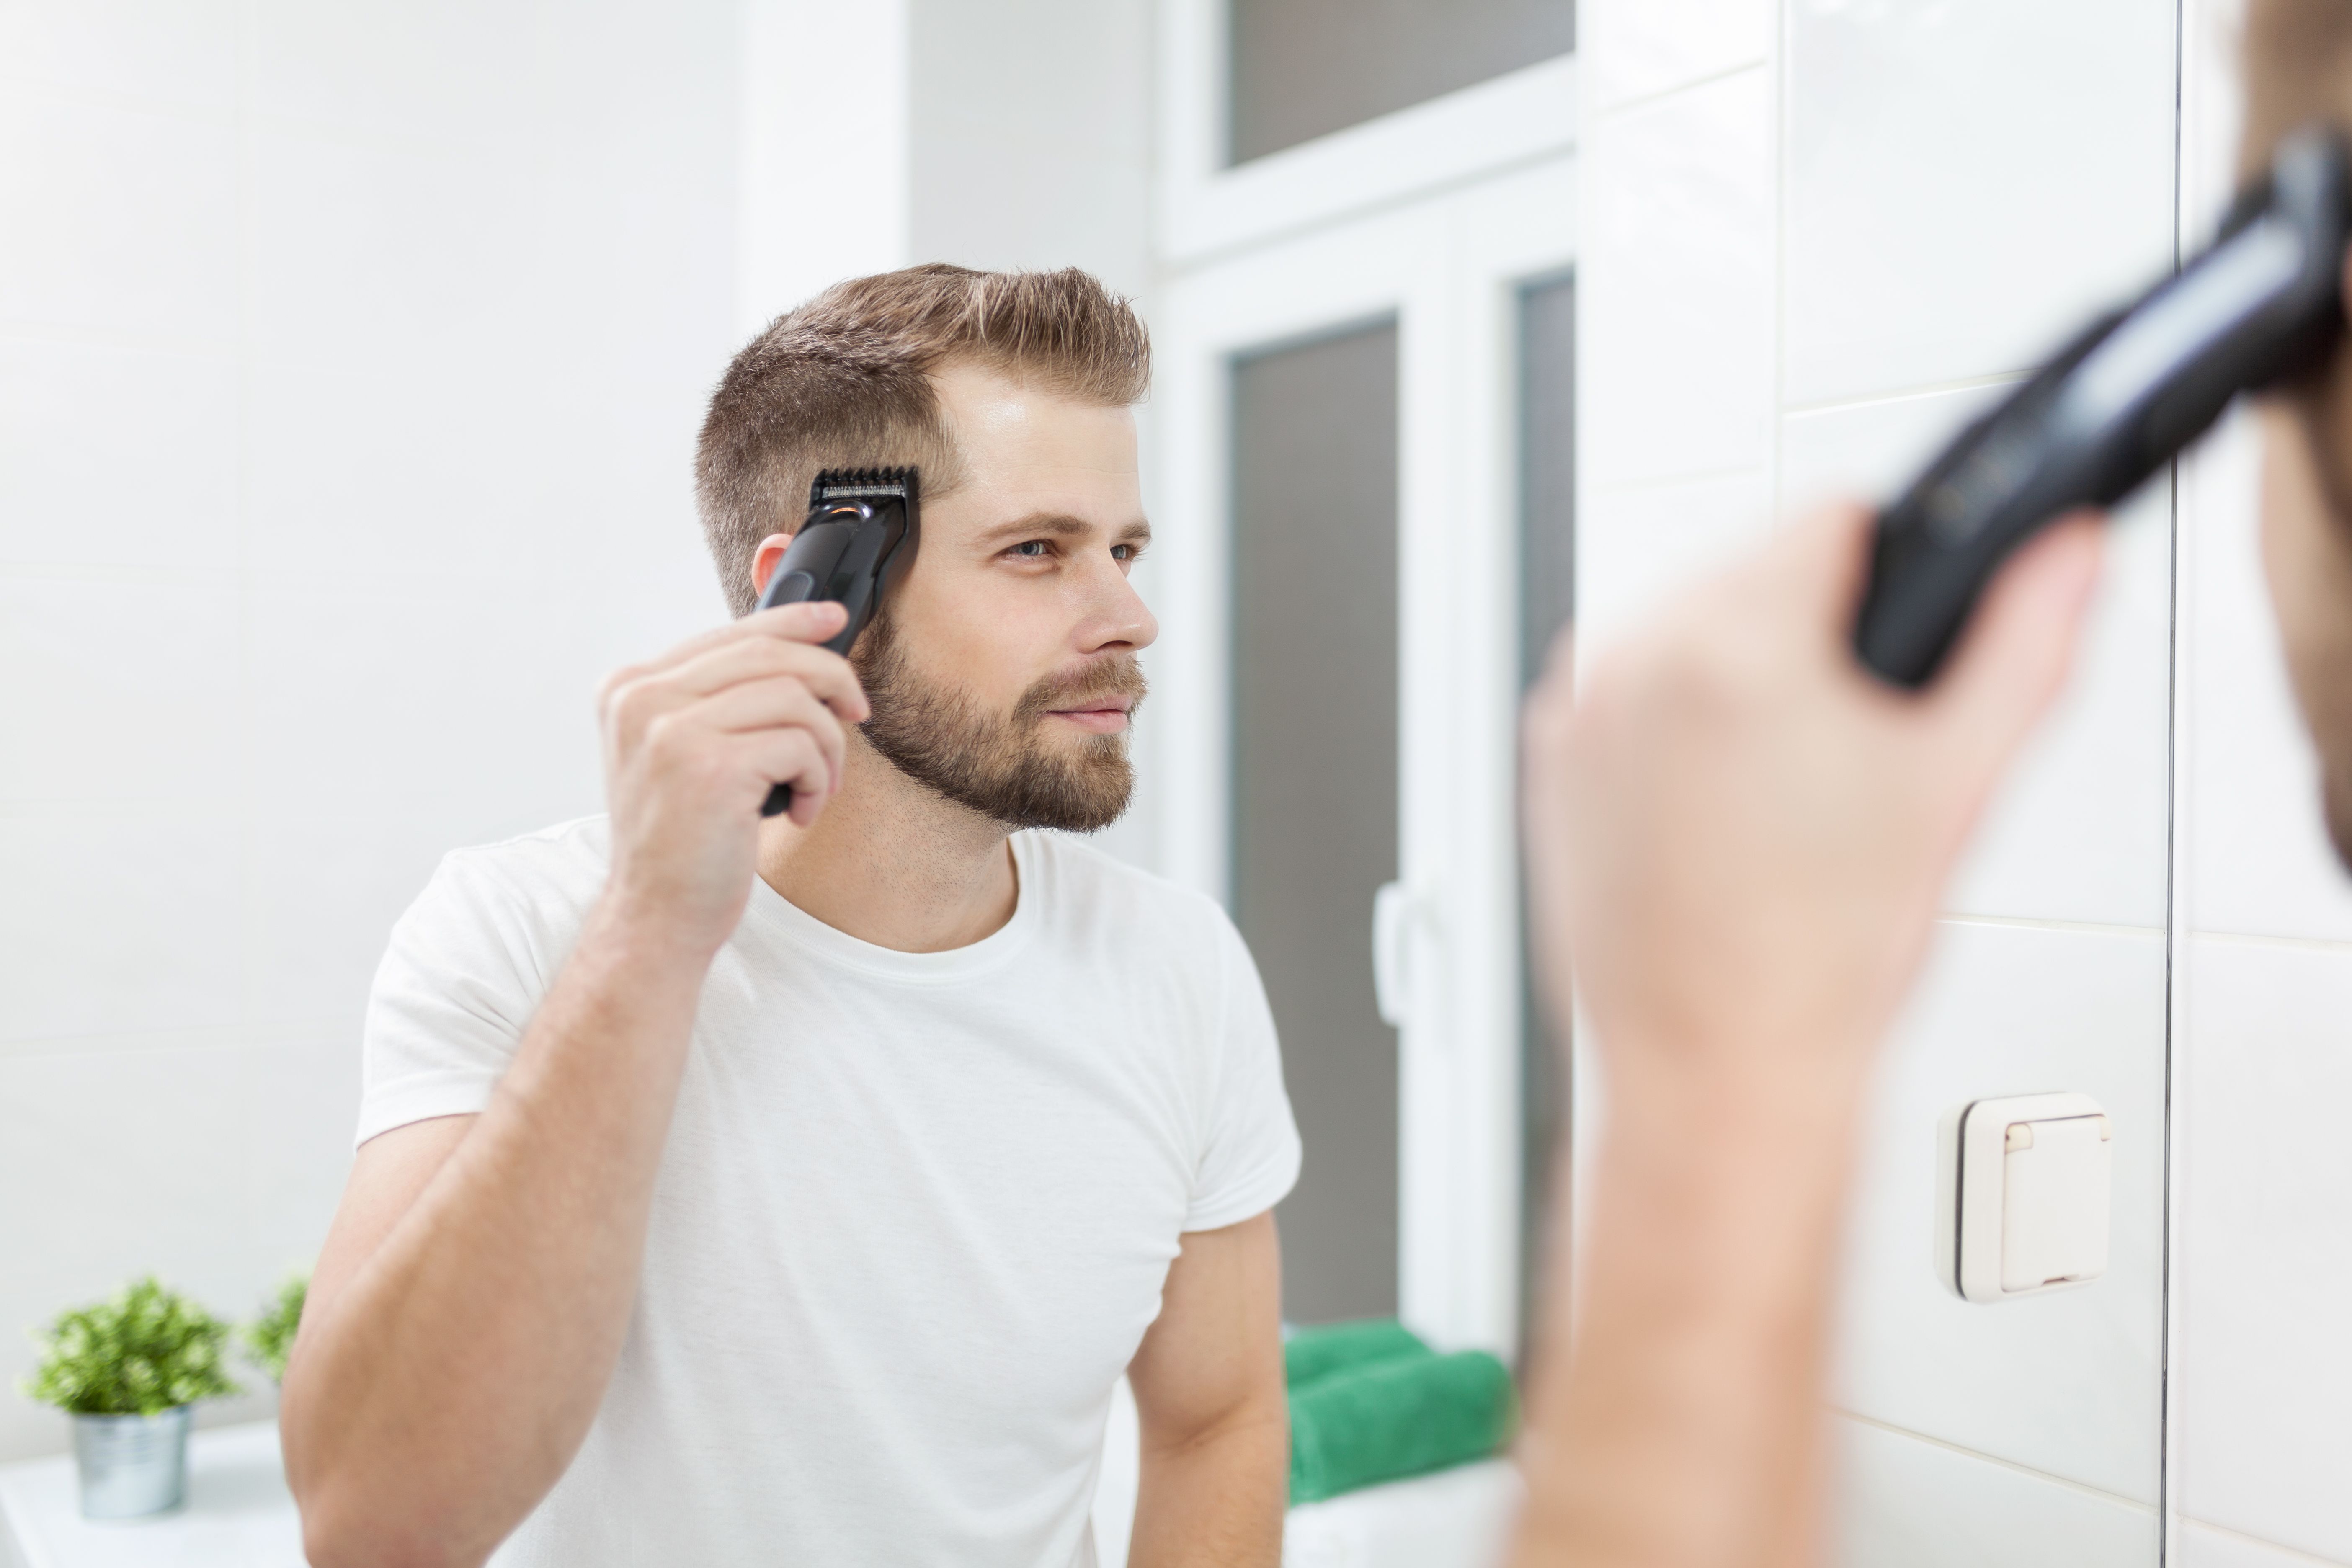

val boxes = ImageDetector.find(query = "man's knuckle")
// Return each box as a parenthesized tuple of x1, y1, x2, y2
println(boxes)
(642, 709, 692, 756)
(597, 668, 641, 716)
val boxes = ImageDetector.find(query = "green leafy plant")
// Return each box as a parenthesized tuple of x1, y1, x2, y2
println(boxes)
(23, 1277, 242, 1417)
(242, 1272, 307, 1384)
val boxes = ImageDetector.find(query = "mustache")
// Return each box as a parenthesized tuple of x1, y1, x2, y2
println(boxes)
(1014, 655, 1149, 725)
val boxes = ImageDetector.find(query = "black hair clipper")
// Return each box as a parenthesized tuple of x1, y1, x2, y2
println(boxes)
(753, 466, 919, 817)
(1854, 127, 2352, 687)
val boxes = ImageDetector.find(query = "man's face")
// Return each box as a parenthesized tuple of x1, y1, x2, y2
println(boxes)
(848, 361, 1158, 832)
(2258, 314, 2352, 865)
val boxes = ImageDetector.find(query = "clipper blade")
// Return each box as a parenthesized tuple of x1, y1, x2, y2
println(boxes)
(810, 466, 920, 507)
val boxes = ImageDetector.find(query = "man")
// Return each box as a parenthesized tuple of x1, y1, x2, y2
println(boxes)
(281, 266, 1299, 1568)
(1506, 4, 2352, 1563)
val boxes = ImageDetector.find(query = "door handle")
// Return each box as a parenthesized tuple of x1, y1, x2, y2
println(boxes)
(1372, 881, 1432, 1031)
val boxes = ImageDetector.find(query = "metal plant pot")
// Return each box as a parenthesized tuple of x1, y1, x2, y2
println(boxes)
(72, 1406, 191, 1519)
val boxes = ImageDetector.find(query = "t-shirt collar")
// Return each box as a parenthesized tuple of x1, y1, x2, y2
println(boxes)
(738, 831, 1043, 984)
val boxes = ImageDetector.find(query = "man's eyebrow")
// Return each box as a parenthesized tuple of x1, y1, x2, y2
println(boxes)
(974, 513, 1153, 546)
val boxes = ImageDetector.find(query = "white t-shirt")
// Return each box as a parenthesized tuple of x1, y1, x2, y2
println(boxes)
(357, 818, 1301, 1568)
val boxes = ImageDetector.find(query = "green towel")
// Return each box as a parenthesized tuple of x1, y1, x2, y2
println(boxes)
(1283, 1317, 1432, 1392)
(1288, 1347, 1517, 1504)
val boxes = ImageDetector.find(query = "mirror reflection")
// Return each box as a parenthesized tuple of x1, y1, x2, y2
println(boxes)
(3, 4, 2347, 1568)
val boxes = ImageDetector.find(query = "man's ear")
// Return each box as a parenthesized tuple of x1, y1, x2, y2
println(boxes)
(750, 532, 797, 601)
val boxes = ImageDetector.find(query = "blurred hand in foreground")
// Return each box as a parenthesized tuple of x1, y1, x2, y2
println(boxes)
(1510, 501, 2103, 1568)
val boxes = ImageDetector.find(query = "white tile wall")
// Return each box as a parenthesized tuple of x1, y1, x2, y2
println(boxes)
(1833, 1416, 2158, 1568)
(1783, 388, 2173, 929)
(0, 339, 238, 569)
(0, 811, 246, 1046)
(1580, 67, 1773, 494)
(1782, 0, 2177, 406)
(2175, 938, 2352, 1564)
(248, 0, 538, 144)
(0, 576, 240, 805)
(1573, 470, 1774, 655)
(0, 93, 238, 344)
(0, 0, 241, 114)
(1581, 0, 1770, 114)
(1777, 383, 2014, 514)
(1834, 921, 2165, 1503)
(245, 132, 536, 375)
(0, 0, 743, 1462)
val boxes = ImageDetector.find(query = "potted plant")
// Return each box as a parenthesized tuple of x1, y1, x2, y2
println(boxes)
(242, 1271, 307, 1384)
(22, 1276, 242, 1519)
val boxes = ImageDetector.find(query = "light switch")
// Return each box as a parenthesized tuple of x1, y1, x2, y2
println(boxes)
(1934, 1092, 2112, 1303)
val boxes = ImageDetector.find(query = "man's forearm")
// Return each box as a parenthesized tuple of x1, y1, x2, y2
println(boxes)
(1511, 1065, 1862, 1568)
(284, 902, 712, 1568)
(1130, 1402, 1290, 1568)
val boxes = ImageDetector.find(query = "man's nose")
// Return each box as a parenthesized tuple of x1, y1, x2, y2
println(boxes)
(1078, 562, 1159, 655)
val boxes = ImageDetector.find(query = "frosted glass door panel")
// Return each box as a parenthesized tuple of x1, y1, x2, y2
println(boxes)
(1231, 321, 1401, 1322)
(1517, 271, 1573, 1349)
(1227, 0, 1576, 164)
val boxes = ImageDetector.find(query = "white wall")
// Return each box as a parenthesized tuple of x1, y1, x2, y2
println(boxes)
(1581, 2, 2352, 1564)
(736, 0, 910, 335)
(909, 0, 1153, 300)
(0, 0, 745, 1461)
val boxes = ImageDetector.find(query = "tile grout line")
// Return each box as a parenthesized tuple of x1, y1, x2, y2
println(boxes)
(1588, 58, 1769, 125)
(1780, 370, 2030, 421)
(2182, 1518, 2352, 1568)
(1937, 913, 2166, 939)
(2187, 927, 2352, 953)
(1829, 1407, 2159, 1516)
(1586, 461, 1772, 500)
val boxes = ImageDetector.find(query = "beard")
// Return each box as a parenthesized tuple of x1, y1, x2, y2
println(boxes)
(852, 610, 1146, 832)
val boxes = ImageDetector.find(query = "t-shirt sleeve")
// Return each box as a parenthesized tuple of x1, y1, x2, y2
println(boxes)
(354, 848, 558, 1148)
(1184, 908, 1304, 1232)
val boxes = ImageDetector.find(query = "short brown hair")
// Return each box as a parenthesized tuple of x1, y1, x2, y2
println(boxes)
(694, 263, 1151, 616)
(2241, 0, 2352, 176)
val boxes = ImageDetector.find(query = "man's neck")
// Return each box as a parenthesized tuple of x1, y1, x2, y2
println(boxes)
(755, 737, 1019, 954)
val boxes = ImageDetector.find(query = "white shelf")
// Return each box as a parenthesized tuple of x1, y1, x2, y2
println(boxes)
(3, 1417, 1518, 1568)
(0, 1421, 301, 1568)
(1282, 1460, 1523, 1568)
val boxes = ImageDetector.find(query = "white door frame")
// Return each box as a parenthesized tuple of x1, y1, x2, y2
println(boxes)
(1148, 42, 1579, 1349)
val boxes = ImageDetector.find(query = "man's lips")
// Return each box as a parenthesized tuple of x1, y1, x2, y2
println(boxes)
(1044, 699, 1135, 734)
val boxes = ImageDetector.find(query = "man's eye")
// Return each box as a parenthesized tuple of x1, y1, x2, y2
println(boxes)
(1111, 544, 1135, 562)
(1010, 540, 1050, 558)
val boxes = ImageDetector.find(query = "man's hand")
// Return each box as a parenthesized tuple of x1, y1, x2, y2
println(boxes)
(596, 601, 869, 954)
(1523, 500, 2103, 1108)
(1510, 502, 2103, 1568)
